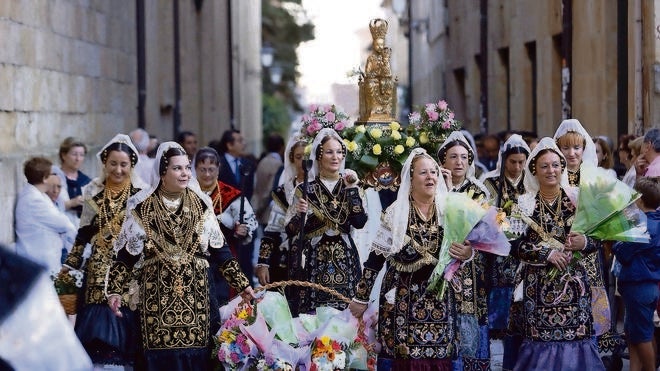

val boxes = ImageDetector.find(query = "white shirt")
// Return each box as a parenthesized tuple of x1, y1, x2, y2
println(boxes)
(14, 184, 77, 275)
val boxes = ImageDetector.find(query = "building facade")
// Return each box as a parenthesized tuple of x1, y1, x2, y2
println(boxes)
(0, 0, 261, 244)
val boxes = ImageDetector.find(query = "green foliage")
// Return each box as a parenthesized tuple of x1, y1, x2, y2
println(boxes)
(262, 93, 291, 141)
(261, 0, 314, 111)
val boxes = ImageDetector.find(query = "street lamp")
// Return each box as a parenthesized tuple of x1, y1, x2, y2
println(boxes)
(261, 44, 275, 68)
(269, 64, 283, 85)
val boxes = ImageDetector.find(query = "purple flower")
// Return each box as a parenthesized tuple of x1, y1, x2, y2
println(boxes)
(425, 103, 436, 112)
(409, 112, 421, 124)
(230, 352, 240, 364)
(448, 112, 455, 120)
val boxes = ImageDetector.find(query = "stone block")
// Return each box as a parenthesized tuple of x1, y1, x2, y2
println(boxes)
(0, 112, 17, 154)
(0, 64, 15, 111)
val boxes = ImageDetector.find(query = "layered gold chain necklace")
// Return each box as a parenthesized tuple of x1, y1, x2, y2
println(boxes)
(141, 189, 204, 297)
(313, 179, 348, 227)
(97, 180, 131, 249)
(538, 189, 565, 240)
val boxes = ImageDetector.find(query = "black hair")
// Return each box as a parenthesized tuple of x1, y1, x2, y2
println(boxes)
(176, 131, 195, 145)
(101, 142, 138, 166)
(218, 129, 241, 153)
(194, 147, 221, 167)
(437, 140, 474, 165)
(159, 147, 188, 176)
(315, 135, 346, 160)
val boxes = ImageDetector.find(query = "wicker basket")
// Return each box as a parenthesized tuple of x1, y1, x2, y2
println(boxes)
(255, 280, 351, 304)
(58, 294, 77, 315)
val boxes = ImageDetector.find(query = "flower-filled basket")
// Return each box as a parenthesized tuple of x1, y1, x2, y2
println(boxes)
(216, 281, 377, 371)
(53, 269, 83, 315)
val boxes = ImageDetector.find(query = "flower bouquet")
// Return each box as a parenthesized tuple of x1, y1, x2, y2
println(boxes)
(214, 302, 260, 370)
(571, 164, 650, 243)
(341, 121, 416, 186)
(53, 269, 83, 315)
(427, 192, 511, 298)
(218, 289, 376, 370)
(299, 104, 351, 143)
(407, 100, 462, 156)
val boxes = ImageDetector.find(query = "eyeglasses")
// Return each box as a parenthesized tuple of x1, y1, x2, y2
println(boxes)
(197, 167, 218, 174)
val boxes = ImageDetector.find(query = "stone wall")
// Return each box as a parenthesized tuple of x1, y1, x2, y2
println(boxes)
(0, 0, 137, 244)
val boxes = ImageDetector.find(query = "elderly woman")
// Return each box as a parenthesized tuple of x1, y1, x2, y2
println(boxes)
(553, 119, 613, 349)
(511, 137, 604, 370)
(58, 137, 92, 224)
(480, 134, 530, 355)
(256, 136, 308, 286)
(60, 134, 145, 367)
(107, 142, 255, 371)
(436, 130, 491, 369)
(349, 148, 472, 370)
(15, 157, 77, 276)
(286, 128, 367, 315)
(194, 146, 258, 308)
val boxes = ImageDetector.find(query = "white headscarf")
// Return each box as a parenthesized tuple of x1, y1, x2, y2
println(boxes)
(481, 134, 531, 181)
(552, 118, 598, 167)
(437, 130, 489, 196)
(279, 135, 311, 203)
(115, 141, 221, 255)
(371, 148, 448, 257)
(309, 128, 346, 179)
(80, 134, 148, 227)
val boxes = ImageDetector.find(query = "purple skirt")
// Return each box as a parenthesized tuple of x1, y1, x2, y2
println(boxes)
(513, 339, 604, 371)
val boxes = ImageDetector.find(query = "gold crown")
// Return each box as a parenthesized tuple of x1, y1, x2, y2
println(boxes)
(369, 19, 388, 40)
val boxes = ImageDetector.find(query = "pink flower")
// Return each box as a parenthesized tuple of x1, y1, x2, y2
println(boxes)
(309, 104, 318, 112)
(448, 112, 455, 120)
(409, 111, 421, 124)
(425, 103, 436, 112)
(442, 121, 451, 129)
(334, 121, 345, 131)
(325, 111, 336, 122)
(230, 352, 240, 364)
(427, 110, 439, 121)
(306, 125, 317, 135)
(322, 104, 333, 112)
(437, 100, 448, 111)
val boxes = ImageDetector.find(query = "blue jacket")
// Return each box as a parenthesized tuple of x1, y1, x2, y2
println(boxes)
(613, 210, 660, 283)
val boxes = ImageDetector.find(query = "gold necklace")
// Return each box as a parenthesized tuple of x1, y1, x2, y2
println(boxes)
(97, 182, 131, 248)
(312, 181, 348, 227)
(408, 201, 438, 253)
(538, 192, 565, 240)
(567, 168, 579, 186)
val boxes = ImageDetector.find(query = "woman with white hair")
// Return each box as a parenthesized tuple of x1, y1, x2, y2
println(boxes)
(510, 137, 604, 370)
(286, 128, 367, 315)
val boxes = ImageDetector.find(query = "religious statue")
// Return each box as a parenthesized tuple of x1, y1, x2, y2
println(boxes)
(358, 19, 398, 123)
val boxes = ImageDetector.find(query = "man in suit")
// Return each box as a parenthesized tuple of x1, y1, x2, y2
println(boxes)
(213, 129, 257, 283)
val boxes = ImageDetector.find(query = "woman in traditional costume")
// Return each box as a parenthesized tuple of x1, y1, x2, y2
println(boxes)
(61, 134, 145, 367)
(511, 137, 604, 370)
(194, 147, 257, 308)
(436, 130, 491, 369)
(553, 119, 615, 351)
(256, 136, 308, 286)
(286, 128, 367, 315)
(480, 134, 530, 366)
(349, 148, 473, 370)
(107, 142, 254, 371)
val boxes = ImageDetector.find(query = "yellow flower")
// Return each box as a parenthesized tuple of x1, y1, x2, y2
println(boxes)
(320, 336, 331, 347)
(389, 121, 401, 131)
(390, 130, 401, 140)
(304, 144, 312, 155)
(419, 132, 429, 144)
(237, 308, 248, 320)
(369, 128, 382, 139)
(394, 144, 405, 154)
(406, 137, 416, 147)
(347, 141, 358, 152)
(372, 144, 382, 155)
(219, 330, 236, 343)
(355, 125, 366, 133)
